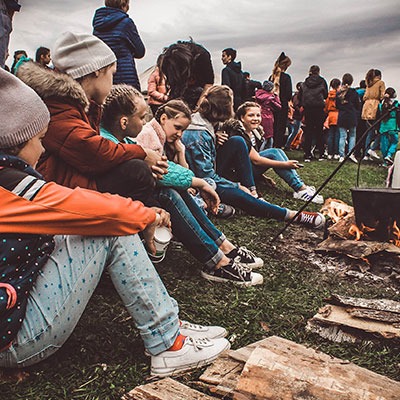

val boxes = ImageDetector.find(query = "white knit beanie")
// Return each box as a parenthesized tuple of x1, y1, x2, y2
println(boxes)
(0, 68, 50, 149)
(52, 32, 117, 79)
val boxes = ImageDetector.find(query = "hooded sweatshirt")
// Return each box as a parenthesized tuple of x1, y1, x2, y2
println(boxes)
(222, 61, 245, 109)
(299, 74, 328, 108)
(92, 6, 145, 89)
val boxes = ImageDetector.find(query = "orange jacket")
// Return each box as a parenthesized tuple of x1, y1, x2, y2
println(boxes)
(324, 89, 338, 126)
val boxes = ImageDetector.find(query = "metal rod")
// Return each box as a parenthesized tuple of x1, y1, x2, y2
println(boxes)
(270, 107, 394, 243)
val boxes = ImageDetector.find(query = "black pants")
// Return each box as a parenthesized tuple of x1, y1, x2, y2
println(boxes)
(96, 159, 158, 206)
(273, 104, 289, 148)
(303, 107, 326, 159)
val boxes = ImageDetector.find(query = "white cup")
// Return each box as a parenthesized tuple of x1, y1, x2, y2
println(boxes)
(149, 226, 172, 263)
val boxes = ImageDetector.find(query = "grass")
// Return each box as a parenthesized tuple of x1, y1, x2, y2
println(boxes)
(1, 150, 399, 399)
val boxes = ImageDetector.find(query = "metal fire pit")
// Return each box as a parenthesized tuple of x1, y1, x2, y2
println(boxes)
(351, 187, 400, 241)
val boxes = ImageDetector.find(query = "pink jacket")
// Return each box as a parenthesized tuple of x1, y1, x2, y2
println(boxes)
(255, 89, 282, 138)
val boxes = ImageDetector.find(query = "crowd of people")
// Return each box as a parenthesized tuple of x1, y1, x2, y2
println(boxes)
(0, 0, 399, 379)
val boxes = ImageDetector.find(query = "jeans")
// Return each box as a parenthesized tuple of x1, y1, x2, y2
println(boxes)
(303, 107, 326, 159)
(0, 234, 179, 367)
(338, 126, 356, 157)
(253, 148, 304, 192)
(157, 188, 225, 269)
(259, 137, 273, 151)
(380, 131, 399, 159)
(327, 125, 340, 156)
(285, 119, 301, 149)
(217, 136, 256, 191)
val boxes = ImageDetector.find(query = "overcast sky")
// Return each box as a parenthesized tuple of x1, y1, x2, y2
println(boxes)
(9, 0, 400, 90)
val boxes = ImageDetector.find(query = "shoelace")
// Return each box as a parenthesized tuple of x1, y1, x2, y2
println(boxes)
(297, 212, 316, 225)
(180, 321, 203, 331)
(185, 336, 212, 351)
(236, 246, 256, 262)
(232, 257, 252, 273)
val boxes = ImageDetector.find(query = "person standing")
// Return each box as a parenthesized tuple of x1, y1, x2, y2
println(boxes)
(0, 0, 20, 68)
(243, 71, 261, 102)
(298, 65, 328, 162)
(361, 69, 386, 160)
(92, 0, 145, 90)
(221, 48, 245, 110)
(269, 52, 292, 148)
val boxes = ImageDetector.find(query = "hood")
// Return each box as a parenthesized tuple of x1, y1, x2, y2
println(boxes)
(92, 7, 127, 31)
(304, 74, 325, 89)
(227, 61, 242, 73)
(255, 89, 273, 101)
(16, 61, 89, 110)
(186, 112, 215, 139)
(327, 89, 337, 99)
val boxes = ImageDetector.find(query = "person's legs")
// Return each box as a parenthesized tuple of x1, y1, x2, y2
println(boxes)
(347, 126, 357, 154)
(380, 132, 389, 159)
(338, 127, 347, 157)
(0, 234, 179, 368)
(285, 119, 301, 149)
(303, 110, 313, 159)
(258, 148, 304, 191)
(216, 184, 287, 220)
(157, 188, 224, 269)
(314, 108, 326, 158)
(96, 159, 157, 206)
(387, 132, 399, 159)
(217, 136, 256, 190)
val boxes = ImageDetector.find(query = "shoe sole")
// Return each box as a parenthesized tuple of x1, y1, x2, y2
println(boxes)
(200, 271, 264, 286)
(150, 341, 231, 377)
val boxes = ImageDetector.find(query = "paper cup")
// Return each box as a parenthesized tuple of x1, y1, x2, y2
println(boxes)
(148, 226, 172, 263)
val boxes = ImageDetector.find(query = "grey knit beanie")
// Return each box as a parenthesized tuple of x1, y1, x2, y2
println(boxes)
(52, 32, 117, 79)
(0, 68, 50, 149)
(262, 80, 274, 92)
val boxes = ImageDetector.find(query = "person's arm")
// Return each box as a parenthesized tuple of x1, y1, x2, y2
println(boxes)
(249, 147, 300, 169)
(147, 69, 168, 103)
(221, 68, 231, 87)
(0, 182, 157, 236)
(124, 19, 145, 59)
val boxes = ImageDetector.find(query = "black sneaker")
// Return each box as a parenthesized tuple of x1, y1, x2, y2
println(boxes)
(215, 203, 236, 219)
(201, 258, 263, 286)
(225, 246, 264, 269)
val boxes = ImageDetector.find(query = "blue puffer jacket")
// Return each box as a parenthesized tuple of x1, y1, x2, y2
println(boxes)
(92, 6, 145, 90)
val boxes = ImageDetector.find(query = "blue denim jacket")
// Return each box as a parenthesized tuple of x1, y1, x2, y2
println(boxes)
(182, 113, 239, 189)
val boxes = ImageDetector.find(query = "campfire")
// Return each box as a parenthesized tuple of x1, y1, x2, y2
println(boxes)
(348, 220, 400, 246)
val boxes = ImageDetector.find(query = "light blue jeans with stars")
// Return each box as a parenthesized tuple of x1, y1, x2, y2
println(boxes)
(0, 234, 179, 368)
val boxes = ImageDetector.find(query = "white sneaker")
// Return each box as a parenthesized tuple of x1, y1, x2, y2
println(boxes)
(363, 155, 372, 161)
(338, 156, 345, 163)
(367, 149, 380, 160)
(293, 186, 324, 204)
(179, 320, 227, 339)
(151, 337, 230, 377)
(327, 155, 333, 160)
(333, 154, 340, 160)
(349, 154, 358, 164)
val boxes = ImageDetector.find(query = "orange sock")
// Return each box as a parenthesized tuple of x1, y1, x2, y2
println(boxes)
(168, 333, 186, 351)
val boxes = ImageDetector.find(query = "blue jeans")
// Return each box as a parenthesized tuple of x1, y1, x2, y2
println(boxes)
(338, 126, 356, 157)
(285, 119, 301, 149)
(254, 148, 304, 192)
(327, 125, 340, 156)
(157, 188, 225, 269)
(217, 184, 287, 220)
(0, 235, 179, 367)
(217, 136, 256, 191)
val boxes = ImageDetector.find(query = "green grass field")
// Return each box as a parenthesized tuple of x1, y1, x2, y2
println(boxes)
(1, 151, 399, 400)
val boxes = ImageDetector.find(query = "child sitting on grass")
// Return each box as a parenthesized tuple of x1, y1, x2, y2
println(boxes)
(0, 68, 230, 376)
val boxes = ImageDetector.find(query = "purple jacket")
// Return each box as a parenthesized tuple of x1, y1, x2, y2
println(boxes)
(255, 89, 282, 138)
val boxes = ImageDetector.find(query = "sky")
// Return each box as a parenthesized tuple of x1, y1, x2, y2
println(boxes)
(8, 0, 400, 90)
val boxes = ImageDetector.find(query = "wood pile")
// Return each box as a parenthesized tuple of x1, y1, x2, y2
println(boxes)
(123, 336, 400, 399)
(307, 294, 400, 343)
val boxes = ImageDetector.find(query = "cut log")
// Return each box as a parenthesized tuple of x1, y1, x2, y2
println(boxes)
(233, 336, 400, 400)
(123, 377, 215, 400)
(229, 337, 272, 363)
(310, 304, 400, 339)
(328, 294, 400, 314)
(347, 308, 400, 323)
(199, 352, 243, 397)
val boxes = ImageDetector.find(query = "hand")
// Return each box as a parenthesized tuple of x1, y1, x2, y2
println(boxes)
(144, 149, 169, 179)
(174, 139, 186, 154)
(143, 208, 171, 255)
(198, 182, 220, 214)
(285, 160, 300, 169)
(216, 130, 229, 146)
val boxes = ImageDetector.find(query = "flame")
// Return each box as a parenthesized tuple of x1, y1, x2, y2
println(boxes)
(348, 223, 376, 241)
(389, 220, 400, 247)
